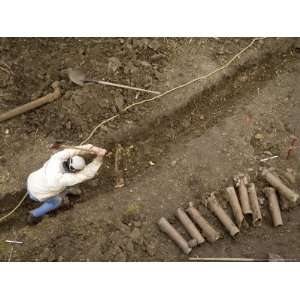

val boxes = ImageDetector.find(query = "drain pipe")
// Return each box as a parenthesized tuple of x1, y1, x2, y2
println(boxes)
(158, 217, 192, 254)
(262, 168, 299, 203)
(225, 186, 245, 228)
(186, 203, 221, 242)
(176, 208, 205, 245)
(207, 193, 239, 238)
(263, 187, 283, 227)
(247, 183, 262, 226)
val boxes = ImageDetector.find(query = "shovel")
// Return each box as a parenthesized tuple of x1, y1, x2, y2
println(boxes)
(68, 69, 160, 95)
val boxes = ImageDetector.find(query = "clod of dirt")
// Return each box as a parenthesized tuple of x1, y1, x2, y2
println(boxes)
(114, 94, 125, 111)
(124, 61, 138, 75)
(66, 120, 72, 130)
(148, 40, 160, 51)
(108, 57, 122, 73)
(146, 242, 157, 257)
(268, 253, 284, 261)
(130, 228, 141, 242)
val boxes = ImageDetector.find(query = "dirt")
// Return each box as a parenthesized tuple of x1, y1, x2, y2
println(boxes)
(1, 38, 300, 261)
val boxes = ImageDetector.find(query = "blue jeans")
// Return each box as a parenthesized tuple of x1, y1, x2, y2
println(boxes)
(28, 192, 63, 218)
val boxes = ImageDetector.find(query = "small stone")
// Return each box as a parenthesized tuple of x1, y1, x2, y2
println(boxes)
(130, 228, 141, 242)
(123, 239, 134, 253)
(114, 251, 127, 262)
(199, 115, 205, 120)
(133, 221, 142, 228)
(150, 53, 165, 62)
(149, 161, 155, 166)
(263, 151, 273, 156)
(114, 95, 124, 111)
(258, 197, 265, 206)
(88, 179, 98, 188)
(239, 74, 248, 82)
(124, 61, 138, 75)
(148, 40, 160, 51)
(4, 129, 9, 135)
(268, 253, 284, 261)
(171, 160, 177, 166)
(138, 60, 152, 68)
(146, 243, 157, 257)
(255, 133, 264, 140)
(108, 57, 122, 73)
(182, 119, 191, 129)
(66, 120, 72, 130)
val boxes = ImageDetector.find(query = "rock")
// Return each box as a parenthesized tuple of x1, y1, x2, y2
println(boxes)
(258, 197, 265, 206)
(113, 249, 127, 262)
(238, 74, 248, 82)
(130, 228, 141, 242)
(171, 160, 177, 166)
(150, 53, 166, 62)
(138, 60, 152, 68)
(255, 133, 264, 140)
(263, 151, 273, 156)
(123, 239, 134, 254)
(108, 57, 122, 73)
(0, 156, 6, 165)
(114, 95, 124, 111)
(66, 120, 72, 130)
(124, 61, 138, 75)
(182, 118, 191, 129)
(146, 244, 156, 257)
(148, 39, 160, 51)
(199, 115, 205, 120)
(133, 221, 142, 228)
(146, 240, 157, 256)
(87, 179, 98, 188)
(268, 253, 284, 261)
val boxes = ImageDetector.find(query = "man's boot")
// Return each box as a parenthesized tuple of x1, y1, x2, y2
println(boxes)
(27, 213, 43, 225)
(66, 187, 82, 196)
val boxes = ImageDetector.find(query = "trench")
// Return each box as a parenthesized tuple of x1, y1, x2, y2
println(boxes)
(0, 49, 292, 235)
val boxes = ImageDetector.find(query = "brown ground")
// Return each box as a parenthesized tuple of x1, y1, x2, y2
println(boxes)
(0, 38, 300, 261)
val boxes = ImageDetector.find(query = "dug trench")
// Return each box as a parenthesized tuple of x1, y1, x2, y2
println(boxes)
(1, 40, 300, 261)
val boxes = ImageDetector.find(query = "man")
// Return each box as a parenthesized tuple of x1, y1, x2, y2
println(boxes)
(27, 144, 107, 224)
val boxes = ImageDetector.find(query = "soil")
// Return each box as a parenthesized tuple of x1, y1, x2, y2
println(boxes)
(1, 37, 300, 261)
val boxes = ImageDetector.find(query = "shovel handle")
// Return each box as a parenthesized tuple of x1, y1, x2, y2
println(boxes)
(0, 82, 61, 123)
(86, 79, 160, 95)
(50, 143, 97, 155)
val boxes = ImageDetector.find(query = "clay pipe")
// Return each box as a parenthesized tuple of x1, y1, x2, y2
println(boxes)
(0, 81, 61, 123)
(235, 175, 252, 215)
(247, 183, 262, 226)
(261, 168, 299, 203)
(186, 203, 221, 242)
(175, 208, 205, 245)
(158, 217, 192, 255)
(207, 193, 239, 238)
(263, 187, 283, 227)
(225, 186, 245, 228)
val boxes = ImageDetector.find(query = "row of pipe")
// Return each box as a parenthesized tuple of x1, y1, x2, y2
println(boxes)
(158, 167, 299, 255)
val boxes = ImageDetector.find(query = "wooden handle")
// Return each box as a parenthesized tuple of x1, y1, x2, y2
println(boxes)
(57, 144, 97, 155)
(94, 80, 161, 95)
(0, 81, 61, 123)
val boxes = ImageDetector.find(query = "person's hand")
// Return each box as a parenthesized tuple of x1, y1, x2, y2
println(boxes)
(93, 147, 107, 157)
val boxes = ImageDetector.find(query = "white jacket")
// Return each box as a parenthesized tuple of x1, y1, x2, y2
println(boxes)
(27, 144, 103, 201)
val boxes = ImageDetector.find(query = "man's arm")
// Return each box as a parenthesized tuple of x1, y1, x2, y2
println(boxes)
(49, 144, 94, 162)
(59, 155, 105, 187)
